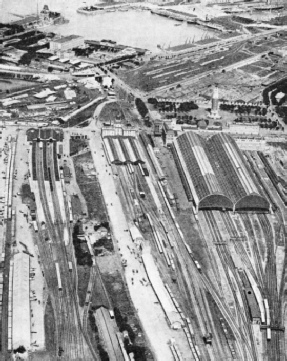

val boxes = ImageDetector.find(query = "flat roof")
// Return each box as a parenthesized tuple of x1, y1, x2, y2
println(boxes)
(48, 55, 59, 61)
(13, 253, 30, 349)
(12, 16, 39, 26)
(52, 35, 83, 44)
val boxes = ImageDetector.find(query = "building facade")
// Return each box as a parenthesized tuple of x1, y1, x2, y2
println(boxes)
(50, 35, 84, 53)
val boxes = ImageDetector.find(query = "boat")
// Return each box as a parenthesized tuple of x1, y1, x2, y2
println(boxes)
(254, 4, 284, 11)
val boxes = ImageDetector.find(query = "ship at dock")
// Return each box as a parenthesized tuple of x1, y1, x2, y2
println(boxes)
(9, 5, 69, 30)
(77, 3, 129, 15)
(39, 5, 69, 26)
(254, 0, 284, 11)
(254, 4, 284, 11)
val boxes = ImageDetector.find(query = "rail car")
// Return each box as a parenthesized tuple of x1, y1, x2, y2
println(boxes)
(3, 205, 7, 221)
(85, 293, 91, 306)
(185, 242, 192, 255)
(41, 221, 46, 231)
(48, 167, 53, 192)
(267, 327, 271, 341)
(138, 163, 145, 176)
(55, 262, 62, 291)
(194, 260, 202, 273)
(51, 244, 58, 261)
(192, 206, 198, 221)
(136, 178, 146, 199)
(141, 163, 149, 176)
(11, 209, 16, 238)
(264, 298, 270, 326)
(7, 207, 12, 220)
(64, 227, 69, 246)
(7, 338, 12, 352)
(53, 141, 60, 181)
(127, 163, 134, 174)
(32, 141, 37, 180)
(43, 141, 49, 181)
(68, 200, 73, 223)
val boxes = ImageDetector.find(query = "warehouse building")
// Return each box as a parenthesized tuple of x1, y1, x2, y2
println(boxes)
(12, 253, 30, 350)
(172, 131, 270, 212)
(50, 35, 84, 53)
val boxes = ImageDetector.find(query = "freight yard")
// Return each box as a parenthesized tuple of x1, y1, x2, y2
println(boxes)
(1, 0, 287, 360)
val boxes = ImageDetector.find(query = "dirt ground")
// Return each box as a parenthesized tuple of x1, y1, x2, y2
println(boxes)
(73, 151, 107, 223)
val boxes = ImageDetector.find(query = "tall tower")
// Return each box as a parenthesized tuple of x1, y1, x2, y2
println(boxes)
(209, 85, 221, 119)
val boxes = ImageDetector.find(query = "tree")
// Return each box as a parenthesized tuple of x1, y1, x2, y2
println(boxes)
(135, 98, 148, 119)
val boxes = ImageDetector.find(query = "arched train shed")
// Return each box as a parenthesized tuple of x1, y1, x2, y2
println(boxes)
(172, 131, 270, 212)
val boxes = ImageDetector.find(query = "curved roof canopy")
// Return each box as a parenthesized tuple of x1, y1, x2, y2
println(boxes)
(173, 131, 269, 211)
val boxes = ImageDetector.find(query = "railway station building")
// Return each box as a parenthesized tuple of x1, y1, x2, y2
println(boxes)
(172, 131, 270, 212)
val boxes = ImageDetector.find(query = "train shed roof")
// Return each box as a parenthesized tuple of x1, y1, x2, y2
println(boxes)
(173, 131, 269, 212)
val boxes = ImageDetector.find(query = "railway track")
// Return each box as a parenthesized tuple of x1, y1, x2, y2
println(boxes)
(36, 142, 62, 355)
(35, 141, 96, 360)
(1, 221, 12, 357)
(119, 166, 216, 360)
(204, 211, 258, 361)
(136, 165, 246, 360)
(48, 142, 97, 360)
(257, 214, 281, 361)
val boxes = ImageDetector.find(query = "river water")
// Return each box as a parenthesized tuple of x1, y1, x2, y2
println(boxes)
(0, 0, 214, 52)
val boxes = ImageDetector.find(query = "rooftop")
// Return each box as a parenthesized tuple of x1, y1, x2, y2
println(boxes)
(52, 35, 83, 44)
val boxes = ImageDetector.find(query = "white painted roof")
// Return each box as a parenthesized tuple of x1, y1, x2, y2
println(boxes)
(13, 253, 30, 349)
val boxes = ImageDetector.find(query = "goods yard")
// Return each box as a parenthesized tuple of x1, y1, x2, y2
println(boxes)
(118, 29, 287, 99)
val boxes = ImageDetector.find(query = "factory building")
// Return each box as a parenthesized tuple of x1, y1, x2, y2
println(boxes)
(172, 131, 270, 212)
(12, 253, 30, 350)
(50, 35, 84, 53)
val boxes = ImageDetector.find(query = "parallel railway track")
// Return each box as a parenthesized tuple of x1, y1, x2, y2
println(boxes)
(35, 141, 96, 360)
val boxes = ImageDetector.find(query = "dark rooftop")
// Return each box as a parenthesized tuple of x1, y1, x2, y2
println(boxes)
(52, 35, 83, 44)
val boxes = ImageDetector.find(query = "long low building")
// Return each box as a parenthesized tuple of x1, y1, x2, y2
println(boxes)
(172, 131, 270, 212)
(12, 253, 30, 350)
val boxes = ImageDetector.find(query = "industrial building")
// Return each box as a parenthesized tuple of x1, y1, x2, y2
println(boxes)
(172, 131, 270, 212)
(50, 35, 84, 53)
(12, 253, 30, 350)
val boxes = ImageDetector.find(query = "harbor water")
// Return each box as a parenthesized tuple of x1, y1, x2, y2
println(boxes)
(0, 0, 215, 52)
